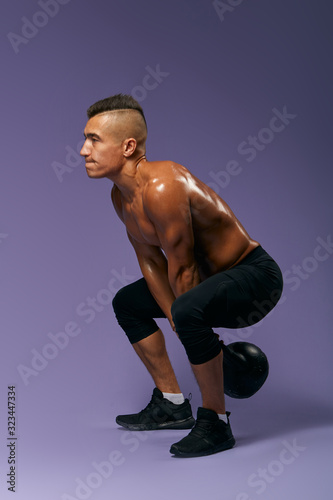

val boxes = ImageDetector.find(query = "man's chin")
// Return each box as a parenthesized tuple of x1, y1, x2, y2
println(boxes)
(85, 168, 105, 179)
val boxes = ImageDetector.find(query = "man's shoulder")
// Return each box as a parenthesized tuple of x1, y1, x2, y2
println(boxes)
(143, 161, 190, 216)
(145, 159, 181, 175)
(144, 160, 188, 191)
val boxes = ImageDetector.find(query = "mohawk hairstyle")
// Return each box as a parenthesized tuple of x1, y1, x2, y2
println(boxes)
(86, 94, 147, 128)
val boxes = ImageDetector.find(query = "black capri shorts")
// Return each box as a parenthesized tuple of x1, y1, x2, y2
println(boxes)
(112, 246, 283, 365)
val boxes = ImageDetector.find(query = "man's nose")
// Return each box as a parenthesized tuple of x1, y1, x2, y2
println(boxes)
(80, 140, 89, 157)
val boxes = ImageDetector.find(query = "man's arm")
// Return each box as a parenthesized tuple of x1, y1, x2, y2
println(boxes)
(143, 176, 201, 297)
(112, 179, 201, 328)
(112, 183, 177, 326)
(127, 231, 177, 327)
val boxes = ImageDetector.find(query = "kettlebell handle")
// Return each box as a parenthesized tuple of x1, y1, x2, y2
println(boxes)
(220, 341, 247, 369)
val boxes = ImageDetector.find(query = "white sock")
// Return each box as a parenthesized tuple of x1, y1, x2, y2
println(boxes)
(162, 392, 185, 405)
(218, 413, 228, 424)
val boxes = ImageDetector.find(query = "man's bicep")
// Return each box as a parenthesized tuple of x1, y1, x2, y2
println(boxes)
(144, 186, 200, 295)
(145, 185, 195, 260)
(127, 231, 166, 265)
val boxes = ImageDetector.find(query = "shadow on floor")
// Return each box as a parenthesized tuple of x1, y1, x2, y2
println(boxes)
(229, 389, 333, 445)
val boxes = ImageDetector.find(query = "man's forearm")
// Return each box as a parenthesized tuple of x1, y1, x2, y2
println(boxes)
(136, 249, 201, 328)
(169, 263, 201, 298)
(139, 260, 176, 325)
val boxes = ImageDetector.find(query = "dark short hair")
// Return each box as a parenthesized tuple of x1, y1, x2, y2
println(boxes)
(86, 94, 147, 128)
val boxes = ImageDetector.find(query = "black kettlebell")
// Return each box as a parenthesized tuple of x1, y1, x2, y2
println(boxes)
(220, 341, 269, 399)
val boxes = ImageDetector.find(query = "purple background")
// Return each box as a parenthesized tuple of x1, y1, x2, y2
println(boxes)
(1, 1, 332, 499)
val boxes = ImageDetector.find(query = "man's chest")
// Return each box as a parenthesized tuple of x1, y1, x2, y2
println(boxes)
(121, 198, 161, 246)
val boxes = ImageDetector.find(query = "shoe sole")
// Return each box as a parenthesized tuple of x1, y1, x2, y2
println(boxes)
(116, 416, 195, 431)
(170, 437, 236, 457)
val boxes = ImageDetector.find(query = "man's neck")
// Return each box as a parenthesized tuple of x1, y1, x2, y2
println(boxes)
(108, 155, 147, 202)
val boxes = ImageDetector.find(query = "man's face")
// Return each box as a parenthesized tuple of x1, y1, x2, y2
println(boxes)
(80, 113, 124, 179)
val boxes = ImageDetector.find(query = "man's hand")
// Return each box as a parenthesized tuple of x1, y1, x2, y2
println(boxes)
(126, 231, 177, 327)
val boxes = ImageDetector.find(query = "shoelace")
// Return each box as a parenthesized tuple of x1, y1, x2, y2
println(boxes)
(138, 394, 159, 414)
(187, 420, 215, 438)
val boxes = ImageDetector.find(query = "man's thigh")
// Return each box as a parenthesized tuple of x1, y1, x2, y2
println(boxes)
(178, 259, 282, 329)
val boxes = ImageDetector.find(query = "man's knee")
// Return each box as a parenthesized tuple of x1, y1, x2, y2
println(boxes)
(112, 287, 125, 317)
(171, 292, 222, 364)
(112, 283, 160, 344)
(171, 293, 195, 331)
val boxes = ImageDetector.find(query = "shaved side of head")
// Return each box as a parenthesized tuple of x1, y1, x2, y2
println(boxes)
(86, 94, 148, 155)
(102, 109, 147, 151)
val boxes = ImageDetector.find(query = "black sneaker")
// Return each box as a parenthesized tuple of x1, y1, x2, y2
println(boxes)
(116, 388, 195, 431)
(170, 407, 235, 457)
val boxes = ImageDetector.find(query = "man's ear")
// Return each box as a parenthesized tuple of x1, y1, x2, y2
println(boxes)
(123, 138, 137, 157)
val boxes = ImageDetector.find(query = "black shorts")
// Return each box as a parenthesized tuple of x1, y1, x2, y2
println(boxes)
(112, 246, 283, 364)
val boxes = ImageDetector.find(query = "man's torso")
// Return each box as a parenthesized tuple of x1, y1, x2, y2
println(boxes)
(112, 160, 259, 279)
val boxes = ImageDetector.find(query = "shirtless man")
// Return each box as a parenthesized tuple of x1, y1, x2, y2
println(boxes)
(80, 94, 283, 458)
